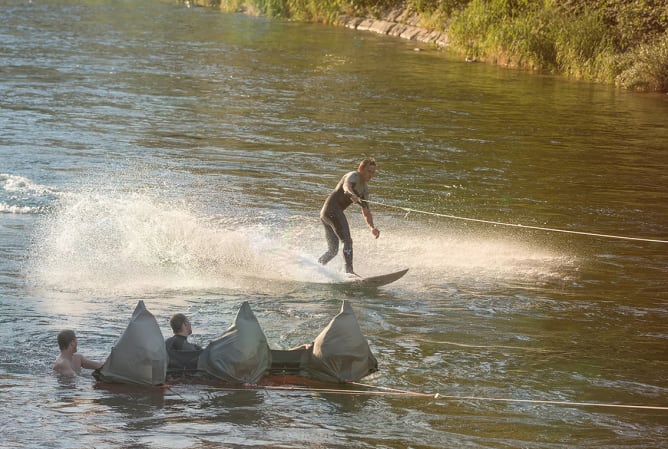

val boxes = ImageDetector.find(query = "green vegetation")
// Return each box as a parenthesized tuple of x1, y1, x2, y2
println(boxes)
(199, 0, 668, 92)
(444, 0, 668, 92)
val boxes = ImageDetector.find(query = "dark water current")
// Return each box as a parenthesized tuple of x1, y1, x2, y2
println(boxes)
(1, 1, 667, 448)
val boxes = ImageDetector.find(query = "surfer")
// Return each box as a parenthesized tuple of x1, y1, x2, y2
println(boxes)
(318, 157, 380, 275)
(53, 329, 102, 377)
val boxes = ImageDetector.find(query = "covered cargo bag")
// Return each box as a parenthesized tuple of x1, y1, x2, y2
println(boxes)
(197, 301, 271, 384)
(94, 300, 167, 385)
(306, 300, 378, 383)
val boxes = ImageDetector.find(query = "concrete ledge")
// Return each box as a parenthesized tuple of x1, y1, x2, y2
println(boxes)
(339, 10, 448, 48)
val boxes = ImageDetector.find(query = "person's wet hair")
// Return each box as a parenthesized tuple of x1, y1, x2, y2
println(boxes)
(170, 313, 188, 333)
(57, 329, 76, 350)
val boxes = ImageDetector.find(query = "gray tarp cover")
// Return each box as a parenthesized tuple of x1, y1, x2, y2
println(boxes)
(197, 301, 271, 384)
(307, 300, 378, 382)
(96, 300, 167, 385)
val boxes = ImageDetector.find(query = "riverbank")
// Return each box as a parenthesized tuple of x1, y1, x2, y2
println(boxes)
(188, 1, 449, 49)
(186, 0, 667, 92)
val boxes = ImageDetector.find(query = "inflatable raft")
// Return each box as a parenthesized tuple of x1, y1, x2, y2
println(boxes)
(93, 300, 378, 386)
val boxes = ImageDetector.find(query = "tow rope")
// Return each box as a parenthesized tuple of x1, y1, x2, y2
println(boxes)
(364, 199, 667, 244)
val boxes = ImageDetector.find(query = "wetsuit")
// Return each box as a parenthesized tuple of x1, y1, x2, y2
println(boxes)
(318, 171, 369, 274)
(165, 335, 202, 371)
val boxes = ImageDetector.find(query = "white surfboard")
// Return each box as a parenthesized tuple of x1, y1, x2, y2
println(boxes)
(341, 268, 409, 287)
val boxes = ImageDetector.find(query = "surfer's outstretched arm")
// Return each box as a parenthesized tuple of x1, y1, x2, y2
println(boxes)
(361, 206, 380, 239)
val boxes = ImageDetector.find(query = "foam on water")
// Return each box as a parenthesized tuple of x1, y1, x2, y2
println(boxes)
(0, 173, 57, 214)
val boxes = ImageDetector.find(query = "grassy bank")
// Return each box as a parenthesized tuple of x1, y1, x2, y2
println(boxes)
(195, 0, 668, 93)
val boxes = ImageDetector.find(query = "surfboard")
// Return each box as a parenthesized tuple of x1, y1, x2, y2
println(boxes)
(275, 268, 409, 291)
(342, 268, 409, 287)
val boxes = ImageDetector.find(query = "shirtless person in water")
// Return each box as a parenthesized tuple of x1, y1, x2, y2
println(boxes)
(53, 329, 102, 377)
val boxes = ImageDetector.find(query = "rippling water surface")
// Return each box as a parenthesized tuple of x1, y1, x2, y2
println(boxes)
(1, 1, 667, 448)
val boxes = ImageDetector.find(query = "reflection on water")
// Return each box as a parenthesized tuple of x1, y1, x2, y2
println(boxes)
(93, 384, 167, 421)
(1, 1, 667, 448)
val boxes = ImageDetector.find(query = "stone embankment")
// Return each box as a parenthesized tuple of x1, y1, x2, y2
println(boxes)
(338, 9, 448, 48)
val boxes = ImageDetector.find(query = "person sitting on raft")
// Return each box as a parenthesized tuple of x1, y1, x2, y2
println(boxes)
(165, 313, 202, 372)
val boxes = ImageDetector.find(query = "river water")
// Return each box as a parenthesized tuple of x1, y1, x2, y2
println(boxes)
(1, 1, 667, 448)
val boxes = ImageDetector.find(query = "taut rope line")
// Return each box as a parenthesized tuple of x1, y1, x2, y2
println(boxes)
(364, 199, 668, 244)
(348, 382, 668, 411)
(173, 383, 668, 411)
